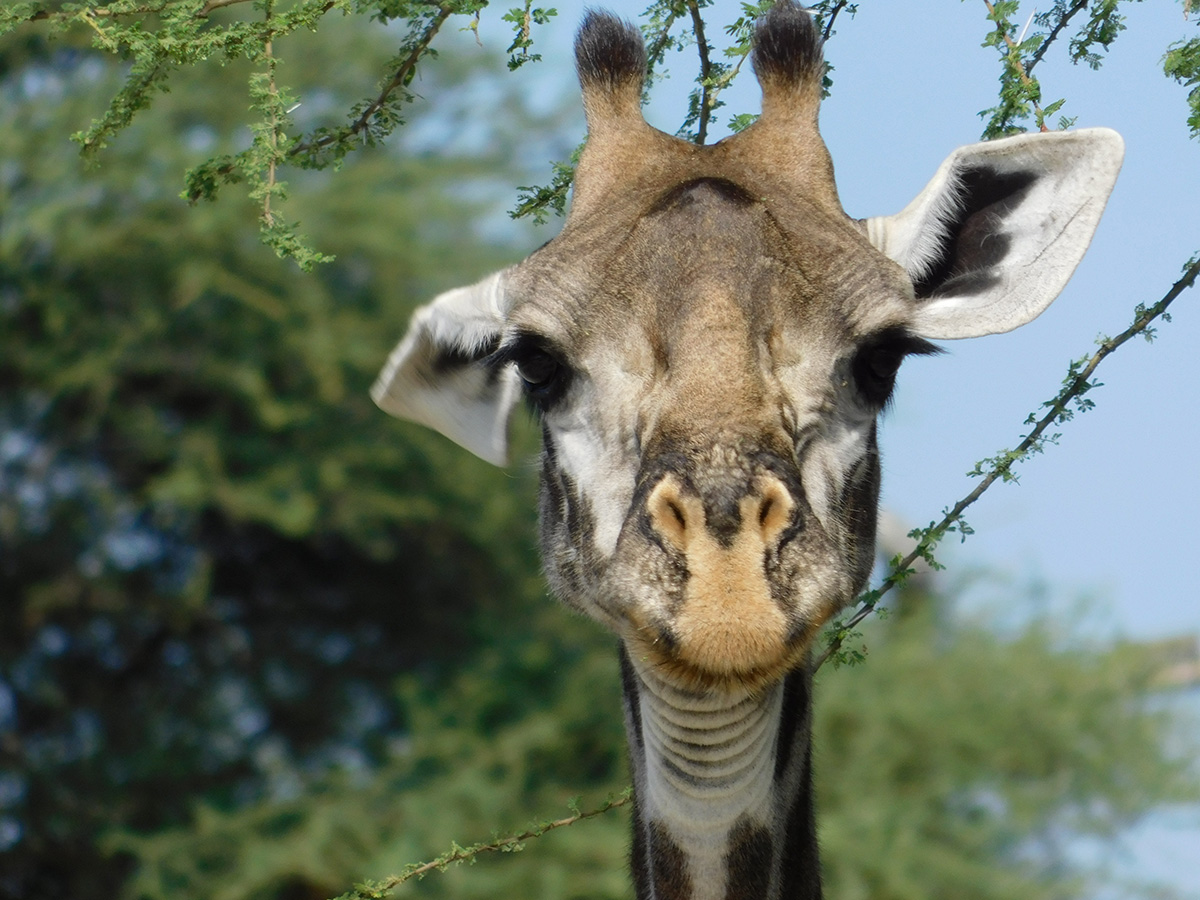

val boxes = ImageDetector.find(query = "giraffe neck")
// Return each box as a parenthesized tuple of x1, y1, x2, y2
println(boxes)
(620, 650, 822, 900)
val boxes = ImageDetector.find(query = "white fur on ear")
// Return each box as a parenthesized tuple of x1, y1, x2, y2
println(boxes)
(867, 160, 969, 287)
(866, 128, 1124, 339)
(371, 270, 519, 466)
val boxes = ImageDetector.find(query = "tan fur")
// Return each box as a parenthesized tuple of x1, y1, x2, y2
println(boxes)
(647, 475, 794, 678)
(568, 124, 841, 235)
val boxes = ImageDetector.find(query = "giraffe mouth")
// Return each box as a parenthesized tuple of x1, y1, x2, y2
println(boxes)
(625, 621, 820, 693)
(624, 471, 818, 690)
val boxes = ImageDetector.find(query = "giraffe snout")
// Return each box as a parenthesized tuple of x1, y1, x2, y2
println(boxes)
(641, 468, 800, 684)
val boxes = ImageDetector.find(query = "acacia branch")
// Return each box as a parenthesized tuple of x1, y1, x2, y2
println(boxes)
(198, 0, 257, 16)
(644, 12, 679, 75)
(983, 0, 1050, 131)
(687, 0, 713, 145)
(19, 0, 244, 23)
(817, 254, 1200, 670)
(706, 49, 752, 116)
(261, 3, 279, 228)
(821, 0, 852, 41)
(332, 791, 632, 900)
(1026, 0, 1089, 76)
(288, 4, 453, 160)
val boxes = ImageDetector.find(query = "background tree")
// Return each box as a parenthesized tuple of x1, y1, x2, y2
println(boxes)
(0, 12, 580, 898)
(1, 3, 1197, 900)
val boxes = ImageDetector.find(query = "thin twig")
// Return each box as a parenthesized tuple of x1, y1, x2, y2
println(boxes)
(199, 0, 258, 16)
(519, 3, 532, 48)
(687, 0, 713, 145)
(821, 0, 851, 41)
(1026, 0, 1088, 76)
(982, 0, 1049, 131)
(340, 792, 632, 898)
(81, 10, 108, 38)
(262, 1, 278, 228)
(705, 48, 752, 114)
(817, 256, 1200, 671)
(288, 4, 453, 159)
(644, 13, 679, 74)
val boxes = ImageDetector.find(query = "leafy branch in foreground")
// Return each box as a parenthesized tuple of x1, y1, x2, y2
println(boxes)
(979, 0, 1065, 136)
(818, 253, 1200, 670)
(1163, 8, 1200, 139)
(510, 149, 580, 224)
(501, 2, 557, 71)
(286, 3, 459, 169)
(328, 790, 632, 900)
(977, 0, 1138, 137)
(3, 0, 489, 267)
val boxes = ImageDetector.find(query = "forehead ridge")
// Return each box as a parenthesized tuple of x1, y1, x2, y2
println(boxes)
(510, 173, 912, 352)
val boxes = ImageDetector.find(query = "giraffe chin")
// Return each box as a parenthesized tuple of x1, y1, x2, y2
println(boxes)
(626, 628, 815, 695)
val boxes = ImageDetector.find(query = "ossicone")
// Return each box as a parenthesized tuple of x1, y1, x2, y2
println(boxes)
(752, 0, 824, 121)
(576, 12, 646, 90)
(575, 12, 647, 132)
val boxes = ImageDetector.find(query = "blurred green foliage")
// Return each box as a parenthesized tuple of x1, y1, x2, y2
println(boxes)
(103, 579, 1199, 900)
(816, 591, 1199, 900)
(112, 614, 632, 900)
(0, 14, 572, 899)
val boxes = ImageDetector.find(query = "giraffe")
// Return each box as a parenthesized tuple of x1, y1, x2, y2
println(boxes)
(371, 4, 1124, 898)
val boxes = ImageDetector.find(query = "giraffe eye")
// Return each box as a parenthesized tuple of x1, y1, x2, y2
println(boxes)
(867, 346, 904, 381)
(515, 348, 560, 389)
(853, 346, 902, 407)
(506, 344, 571, 412)
(488, 334, 573, 412)
(852, 331, 941, 408)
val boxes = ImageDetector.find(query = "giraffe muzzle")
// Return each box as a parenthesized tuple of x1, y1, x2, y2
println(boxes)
(643, 470, 800, 683)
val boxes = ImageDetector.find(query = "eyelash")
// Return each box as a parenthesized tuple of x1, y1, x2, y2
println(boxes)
(851, 330, 940, 408)
(489, 336, 570, 412)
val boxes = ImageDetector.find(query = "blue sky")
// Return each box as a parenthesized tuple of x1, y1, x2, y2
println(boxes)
(451, 1, 1200, 894)
(813, 3, 1200, 645)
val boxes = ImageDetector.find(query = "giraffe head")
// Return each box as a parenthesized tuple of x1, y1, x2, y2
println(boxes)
(373, 3, 1122, 692)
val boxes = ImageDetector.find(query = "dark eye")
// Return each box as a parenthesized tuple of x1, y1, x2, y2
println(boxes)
(852, 330, 940, 408)
(487, 333, 572, 413)
(503, 342, 570, 412)
(515, 349, 560, 390)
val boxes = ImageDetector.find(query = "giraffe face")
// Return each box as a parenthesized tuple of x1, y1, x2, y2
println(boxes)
(371, 7, 1122, 692)
(502, 178, 929, 690)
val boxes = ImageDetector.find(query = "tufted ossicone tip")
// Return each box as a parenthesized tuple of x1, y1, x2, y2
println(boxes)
(752, 0, 825, 127)
(575, 11, 647, 135)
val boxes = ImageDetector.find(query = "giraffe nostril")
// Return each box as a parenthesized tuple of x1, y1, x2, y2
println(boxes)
(667, 500, 686, 530)
(755, 478, 795, 543)
(647, 476, 692, 551)
(646, 470, 796, 550)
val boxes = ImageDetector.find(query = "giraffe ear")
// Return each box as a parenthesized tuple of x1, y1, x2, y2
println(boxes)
(865, 128, 1124, 339)
(371, 270, 519, 466)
